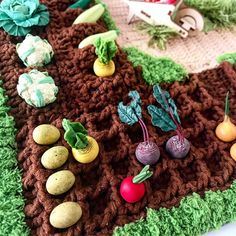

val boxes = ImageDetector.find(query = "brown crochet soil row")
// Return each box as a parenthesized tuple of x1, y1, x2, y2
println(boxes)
(0, 0, 236, 235)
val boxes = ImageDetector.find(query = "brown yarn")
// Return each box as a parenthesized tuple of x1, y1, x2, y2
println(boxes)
(0, 1, 236, 235)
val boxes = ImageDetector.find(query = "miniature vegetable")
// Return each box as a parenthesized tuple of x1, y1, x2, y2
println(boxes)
(41, 146, 69, 169)
(230, 143, 236, 161)
(50, 202, 82, 229)
(62, 119, 99, 163)
(16, 34, 54, 67)
(215, 92, 236, 142)
(46, 170, 75, 195)
(78, 30, 118, 48)
(0, 0, 49, 36)
(148, 85, 190, 159)
(69, 0, 91, 9)
(120, 165, 152, 203)
(33, 124, 60, 145)
(73, 3, 104, 24)
(93, 37, 117, 77)
(118, 91, 160, 165)
(17, 70, 58, 108)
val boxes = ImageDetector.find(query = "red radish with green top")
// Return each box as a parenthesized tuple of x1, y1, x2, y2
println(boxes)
(120, 165, 153, 203)
(148, 85, 190, 159)
(118, 91, 160, 165)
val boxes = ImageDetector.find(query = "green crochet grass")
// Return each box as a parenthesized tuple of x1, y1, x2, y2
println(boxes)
(217, 52, 236, 65)
(123, 47, 187, 84)
(0, 80, 29, 236)
(113, 181, 236, 236)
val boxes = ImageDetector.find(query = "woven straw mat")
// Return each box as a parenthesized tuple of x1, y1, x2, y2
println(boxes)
(104, 0, 236, 73)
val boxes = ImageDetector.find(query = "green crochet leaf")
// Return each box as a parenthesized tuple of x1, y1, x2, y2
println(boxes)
(128, 90, 142, 118)
(153, 85, 181, 124)
(118, 90, 142, 125)
(0, 0, 49, 36)
(118, 103, 138, 126)
(62, 118, 88, 149)
(153, 85, 170, 110)
(95, 37, 117, 64)
(148, 105, 176, 132)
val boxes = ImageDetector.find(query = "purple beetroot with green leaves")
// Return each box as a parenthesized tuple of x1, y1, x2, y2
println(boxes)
(148, 85, 190, 159)
(118, 91, 160, 165)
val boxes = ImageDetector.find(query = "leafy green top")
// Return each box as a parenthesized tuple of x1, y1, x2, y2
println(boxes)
(62, 119, 88, 149)
(95, 37, 117, 64)
(133, 165, 153, 184)
(118, 90, 142, 125)
(148, 85, 181, 132)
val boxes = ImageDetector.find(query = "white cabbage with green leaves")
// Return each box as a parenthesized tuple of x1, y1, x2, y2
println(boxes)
(17, 69, 58, 108)
(16, 34, 54, 67)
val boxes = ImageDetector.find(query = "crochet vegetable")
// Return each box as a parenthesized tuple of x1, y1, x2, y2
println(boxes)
(17, 70, 58, 108)
(16, 34, 54, 67)
(62, 119, 99, 164)
(215, 92, 236, 142)
(69, 0, 91, 9)
(78, 30, 119, 48)
(118, 91, 160, 165)
(230, 143, 236, 161)
(0, 0, 49, 36)
(148, 85, 190, 159)
(93, 37, 117, 77)
(73, 4, 104, 24)
(120, 165, 153, 203)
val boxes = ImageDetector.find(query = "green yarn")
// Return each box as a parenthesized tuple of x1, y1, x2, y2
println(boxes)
(217, 52, 236, 65)
(184, 0, 236, 31)
(95, 0, 119, 32)
(113, 181, 236, 236)
(0, 81, 29, 236)
(123, 47, 187, 85)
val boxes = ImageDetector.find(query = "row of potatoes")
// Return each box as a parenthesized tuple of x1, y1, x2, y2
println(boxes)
(33, 124, 83, 229)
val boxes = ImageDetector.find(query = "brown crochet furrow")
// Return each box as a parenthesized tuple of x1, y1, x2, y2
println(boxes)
(0, 0, 236, 235)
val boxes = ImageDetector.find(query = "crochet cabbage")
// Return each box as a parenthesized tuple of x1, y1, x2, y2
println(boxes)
(0, 0, 49, 36)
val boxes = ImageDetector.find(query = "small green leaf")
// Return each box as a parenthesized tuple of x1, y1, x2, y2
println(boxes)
(168, 98, 181, 124)
(118, 103, 138, 125)
(95, 37, 117, 64)
(129, 90, 142, 118)
(147, 105, 176, 131)
(62, 119, 88, 149)
(153, 85, 170, 110)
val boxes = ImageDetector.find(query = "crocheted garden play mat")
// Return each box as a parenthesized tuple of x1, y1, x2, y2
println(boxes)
(1, 1, 236, 236)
